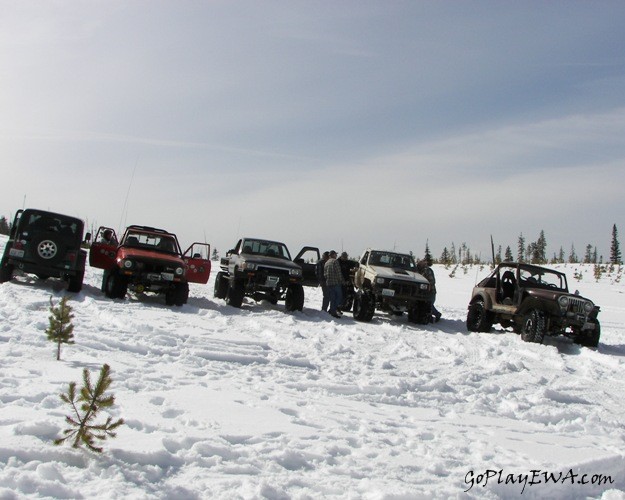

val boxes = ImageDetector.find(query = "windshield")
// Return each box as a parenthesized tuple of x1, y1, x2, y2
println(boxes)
(123, 231, 180, 255)
(519, 267, 567, 291)
(22, 213, 80, 236)
(368, 251, 417, 271)
(240, 239, 291, 260)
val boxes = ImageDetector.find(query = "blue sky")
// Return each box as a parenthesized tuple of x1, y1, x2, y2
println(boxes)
(2, 1, 624, 261)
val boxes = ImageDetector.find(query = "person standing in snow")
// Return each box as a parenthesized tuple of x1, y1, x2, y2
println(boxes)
(324, 250, 345, 318)
(418, 257, 441, 322)
(338, 251, 355, 311)
(316, 251, 330, 312)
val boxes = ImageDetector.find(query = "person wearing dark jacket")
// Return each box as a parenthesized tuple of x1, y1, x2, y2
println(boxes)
(316, 251, 330, 312)
(338, 252, 355, 311)
(417, 258, 441, 322)
(324, 250, 345, 318)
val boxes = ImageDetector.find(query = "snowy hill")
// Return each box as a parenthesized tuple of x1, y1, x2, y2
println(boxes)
(1, 234, 624, 499)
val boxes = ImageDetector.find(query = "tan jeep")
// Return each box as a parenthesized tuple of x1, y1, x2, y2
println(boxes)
(467, 262, 600, 347)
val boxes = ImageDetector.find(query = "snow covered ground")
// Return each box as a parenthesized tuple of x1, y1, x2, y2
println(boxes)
(1, 234, 624, 499)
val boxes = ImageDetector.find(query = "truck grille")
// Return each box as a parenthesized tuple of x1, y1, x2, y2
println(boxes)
(389, 280, 423, 298)
(258, 267, 289, 278)
(568, 297, 588, 314)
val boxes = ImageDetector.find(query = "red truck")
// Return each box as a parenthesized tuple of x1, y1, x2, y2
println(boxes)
(89, 225, 211, 306)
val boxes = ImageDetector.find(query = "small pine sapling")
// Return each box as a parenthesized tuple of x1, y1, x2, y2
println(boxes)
(55, 364, 125, 453)
(46, 296, 75, 360)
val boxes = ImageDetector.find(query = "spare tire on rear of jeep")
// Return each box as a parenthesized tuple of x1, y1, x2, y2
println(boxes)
(30, 233, 65, 265)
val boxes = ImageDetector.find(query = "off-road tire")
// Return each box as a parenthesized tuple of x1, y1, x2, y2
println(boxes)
(409, 302, 432, 325)
(575, 319, 601, 348)
(67, 271, 84, 293)
(105, 270, 128, 300)
(213, 272, 228, 300)
(226, 279, 245, 308)
(31, 233, 64, 266)
(285, 283, 305, 312)
(167, 282, 189, 306)
(521, 309, 546, 343)
(353, 290, 374, 322)
(0, 258, 14, 283)
(467, 299, 494, 332)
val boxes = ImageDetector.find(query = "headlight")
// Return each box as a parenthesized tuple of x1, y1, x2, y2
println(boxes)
(584, 301, 593, 313)
(419, 283, 429, 291)
(122, 259, 133, 269)
(558, 296, 569, 309)
(375, 277, 385, 285)
(290, 268, 302, 277)
(241, 261, 256, 271)
(175, 267, 184, 276)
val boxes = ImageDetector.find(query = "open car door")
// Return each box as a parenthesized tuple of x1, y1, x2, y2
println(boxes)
(183, 243, 212, 284)
(293, 246, 320, 287)
(89, 226, 118, 270)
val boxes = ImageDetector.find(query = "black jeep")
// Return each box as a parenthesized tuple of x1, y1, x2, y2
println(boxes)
(467, 262, 600, 347)
(0, 209, 87, 292)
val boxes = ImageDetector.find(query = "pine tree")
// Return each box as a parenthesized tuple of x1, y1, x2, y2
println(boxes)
(517, 233, 525, 263)
(504, 246, 513, 262)
(610, 224, 622, 264)
(211, 248, 219, 261)
(535, 230, 547, 264)
(55, 364, 125, 453)
(424, 241, 433, 266)
(46, 296, 75, 361)
(558, 246, 565, 264)
(568, 243, 578, 264)
(440, 247, 451, 266)
(495, 245, 502, 264)
(584, 244, 593, 264)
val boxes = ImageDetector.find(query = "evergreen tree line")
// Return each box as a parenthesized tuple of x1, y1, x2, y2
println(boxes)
(1, 214, 622, 266)
(432, 225, 622, 266)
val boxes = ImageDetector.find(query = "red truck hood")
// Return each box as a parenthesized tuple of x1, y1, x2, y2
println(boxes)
(118, 247, 184, 266)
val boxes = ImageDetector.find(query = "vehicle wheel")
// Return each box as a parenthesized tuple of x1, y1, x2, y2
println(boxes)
(213, 272, 228, 299)
(521, 309, 546, 343)
(31, 233, 64, 265)
(575, 319, 600, 348)
(353, 291, 374, 322)
(105, 270, 127, 299)
(167, 282, 189, 306)
(285, 283, 305, 312)
(226, 280, 244, 308)
(466, 299, 493, 332)
(67, 271, 84, 293)
(0, 259, 14, 283)
(409, 302, 431, 325)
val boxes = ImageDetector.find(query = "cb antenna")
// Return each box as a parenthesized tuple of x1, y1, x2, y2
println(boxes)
(119, 154, 140, 233)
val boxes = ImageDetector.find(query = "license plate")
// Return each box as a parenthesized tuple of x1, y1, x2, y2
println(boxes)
(382, 288, 395, 297)
(161, 272, 174, 281)
(266, 276, 279, 287)
(9, 248, 25, 258)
